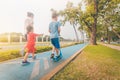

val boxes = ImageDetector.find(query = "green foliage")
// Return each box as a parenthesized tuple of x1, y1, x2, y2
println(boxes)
(0, 50, 21, 62)
(0, 46, 52, 62)
(59, 0, 120, 44)
(97, 0, 120, 39)
(59, 2, 80, 42)
(36, 46, 52, 53)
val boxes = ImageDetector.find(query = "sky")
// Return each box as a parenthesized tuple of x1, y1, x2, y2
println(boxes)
(0, 0, 85, 40)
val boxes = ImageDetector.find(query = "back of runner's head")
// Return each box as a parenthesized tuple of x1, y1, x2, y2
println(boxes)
(51, 9, 58, 19)
(52, 13, 58, 19)
(27, 26, 33, 34)
(27, 12, 34, 18)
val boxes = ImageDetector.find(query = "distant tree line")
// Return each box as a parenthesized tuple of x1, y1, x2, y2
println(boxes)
(0, 32, 71, 42)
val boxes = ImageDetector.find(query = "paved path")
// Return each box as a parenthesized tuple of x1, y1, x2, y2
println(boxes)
(101, 43, 120, 51)
(0, 43, 87, 80)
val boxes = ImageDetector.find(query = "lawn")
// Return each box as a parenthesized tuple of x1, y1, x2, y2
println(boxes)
(52, 45, 120, 80)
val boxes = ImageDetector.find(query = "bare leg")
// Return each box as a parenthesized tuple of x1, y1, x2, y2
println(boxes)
(52, 46, 55, 53)
(55, 48, 59, 56)
(32, 53, 34, 59)
(51, 46, 55, 58)
(23, 53, 29, 62)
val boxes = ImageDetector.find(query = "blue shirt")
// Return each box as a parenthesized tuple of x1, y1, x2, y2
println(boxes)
(49, 21, 61, 39)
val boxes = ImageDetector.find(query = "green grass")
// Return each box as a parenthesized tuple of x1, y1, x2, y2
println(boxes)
(111, 44, 120, 46)
(52, 45, 120, 80)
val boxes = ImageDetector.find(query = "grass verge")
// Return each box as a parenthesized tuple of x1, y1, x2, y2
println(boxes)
(111, 44, 120, 46)
(52, 44, 120, 80)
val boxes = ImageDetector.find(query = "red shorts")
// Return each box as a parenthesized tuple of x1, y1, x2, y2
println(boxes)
(26, 44, 36, 53)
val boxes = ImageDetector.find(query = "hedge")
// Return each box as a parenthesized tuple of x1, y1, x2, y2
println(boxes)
(0, 42, 80, 62)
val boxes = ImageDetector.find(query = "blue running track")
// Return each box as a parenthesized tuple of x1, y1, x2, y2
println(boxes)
(0, 43, 87, 80)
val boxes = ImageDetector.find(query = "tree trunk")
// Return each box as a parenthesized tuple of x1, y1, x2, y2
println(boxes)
(90, 0, 98, 45)
(108, 36, 111, 44)
(90, 28, 97, 45)
(107, 28, 110, 44)
(73, 24, 79, 42)
(82, 31, 84, 43)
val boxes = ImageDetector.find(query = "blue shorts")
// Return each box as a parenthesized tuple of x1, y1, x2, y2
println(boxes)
(51, 38, 60, 49)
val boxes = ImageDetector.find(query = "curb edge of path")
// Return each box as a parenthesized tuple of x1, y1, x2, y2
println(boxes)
(40, 44, 88, 80)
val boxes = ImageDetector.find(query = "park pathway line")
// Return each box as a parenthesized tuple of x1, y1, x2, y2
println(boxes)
(30, 60, 40, 80)
(100, 43, 120, 51)
(43, 58, 49, 70)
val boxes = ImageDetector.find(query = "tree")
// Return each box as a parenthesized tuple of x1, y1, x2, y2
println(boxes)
(78, 0, 120, 44)
(59, 0, 120, 45)
(76, 0, 99, 45)
(59, 2, 79, 42)
(99, 0, 120, 39)
(97, 0, 120, 44)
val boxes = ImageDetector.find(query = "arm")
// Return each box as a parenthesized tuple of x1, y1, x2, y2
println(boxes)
(49, 29, 51, 33)
(58, 27, 61, 34)
(34, 33, 43, 37)
(49, 23, 51, 33)
(58, 21, 61, 34)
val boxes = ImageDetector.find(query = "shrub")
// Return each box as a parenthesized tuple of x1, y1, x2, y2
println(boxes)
(36, 46, 52, 53)
(0, 50, 21, 62)
(0, 42, 80, 62)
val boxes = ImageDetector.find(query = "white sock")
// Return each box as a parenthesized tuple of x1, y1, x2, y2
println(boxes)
(52, 51, 55, 54)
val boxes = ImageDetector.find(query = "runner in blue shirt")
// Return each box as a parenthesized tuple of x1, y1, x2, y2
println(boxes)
(49, 12, 61, 58)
